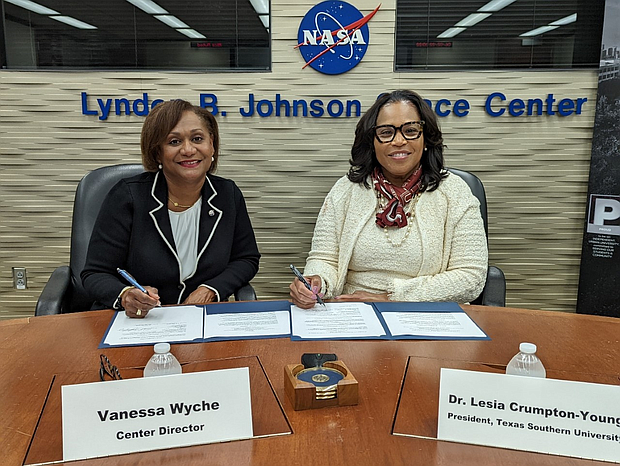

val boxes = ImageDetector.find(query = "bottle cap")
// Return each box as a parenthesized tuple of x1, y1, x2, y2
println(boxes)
(154, 342, 171, 353)
(519, 342, 537, 354)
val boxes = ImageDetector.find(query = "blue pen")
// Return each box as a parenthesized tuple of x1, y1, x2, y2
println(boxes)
(117, 268, 149, 295)
(290, 264, 326, 307)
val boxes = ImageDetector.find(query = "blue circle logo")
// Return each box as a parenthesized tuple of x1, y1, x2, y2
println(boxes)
(296, 1, 379, 75)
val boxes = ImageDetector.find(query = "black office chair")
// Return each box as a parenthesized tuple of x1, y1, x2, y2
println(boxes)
(447, 168, 506, 307)
(35, 164, 256, 316)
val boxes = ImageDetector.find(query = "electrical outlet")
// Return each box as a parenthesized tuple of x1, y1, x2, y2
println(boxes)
(12, 267, 27, 290)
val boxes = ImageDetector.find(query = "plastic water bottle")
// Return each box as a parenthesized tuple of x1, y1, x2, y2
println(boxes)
(505, 342, 546, 378)
(143, 342, 182, 377)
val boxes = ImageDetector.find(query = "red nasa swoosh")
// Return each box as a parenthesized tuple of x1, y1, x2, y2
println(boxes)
(295, 3, 381, 69)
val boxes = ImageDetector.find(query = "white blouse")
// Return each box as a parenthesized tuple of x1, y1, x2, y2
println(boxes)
(168, 198, 202, 281)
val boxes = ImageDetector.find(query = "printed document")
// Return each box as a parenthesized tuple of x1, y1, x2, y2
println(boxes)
(290, 302, 386, 339)
(204, 310, 290, 339)
(102, 306, 204, 346)
(381, 311, 486, 338)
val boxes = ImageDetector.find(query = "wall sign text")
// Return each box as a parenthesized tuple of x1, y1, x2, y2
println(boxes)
(80, 92, 588, 120)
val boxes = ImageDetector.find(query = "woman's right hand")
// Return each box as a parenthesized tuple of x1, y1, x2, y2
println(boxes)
(289, 275, 323, 309)
(122, 286, 160, 318)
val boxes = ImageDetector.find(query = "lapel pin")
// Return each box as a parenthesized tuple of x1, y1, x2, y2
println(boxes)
(208, 209, 215, 217)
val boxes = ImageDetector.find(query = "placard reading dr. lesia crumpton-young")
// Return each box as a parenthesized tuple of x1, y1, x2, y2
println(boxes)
(438, 369, 620, 463)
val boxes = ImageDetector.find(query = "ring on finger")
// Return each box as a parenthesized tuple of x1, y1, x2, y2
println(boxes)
(136, 309, 142, 316)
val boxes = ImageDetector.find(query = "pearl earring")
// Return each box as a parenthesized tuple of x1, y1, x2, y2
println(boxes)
(158, 163, 163, 169)
(424, 147, 428, 151)
(211, 156, 215, 162)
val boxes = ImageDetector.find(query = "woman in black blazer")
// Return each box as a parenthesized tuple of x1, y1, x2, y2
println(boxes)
(82, 100, 260, 317)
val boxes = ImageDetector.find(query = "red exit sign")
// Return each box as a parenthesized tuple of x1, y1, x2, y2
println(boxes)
(415, 41, 453, 48)
(191, 42, 223, 48)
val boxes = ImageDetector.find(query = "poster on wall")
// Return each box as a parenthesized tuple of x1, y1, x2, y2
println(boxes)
(577, 0, 620, 317)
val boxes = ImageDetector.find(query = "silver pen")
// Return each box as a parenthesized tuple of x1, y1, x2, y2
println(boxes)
(290, 264, 326, 307)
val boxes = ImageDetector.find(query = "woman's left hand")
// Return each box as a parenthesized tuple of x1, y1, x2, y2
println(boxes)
(183, 286, 217, 305)
(335, 291, 389, 302)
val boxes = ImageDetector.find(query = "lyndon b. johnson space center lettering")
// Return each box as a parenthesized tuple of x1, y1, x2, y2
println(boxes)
(80, 91, 588, 121)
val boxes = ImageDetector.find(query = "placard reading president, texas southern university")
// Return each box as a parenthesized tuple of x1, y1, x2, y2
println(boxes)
(437, 369, 620, 463)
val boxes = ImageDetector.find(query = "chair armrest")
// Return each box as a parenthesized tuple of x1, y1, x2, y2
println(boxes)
(480, 266, 506, 307)
(35, 266, 71, 316)
(234, 283, 257, 301)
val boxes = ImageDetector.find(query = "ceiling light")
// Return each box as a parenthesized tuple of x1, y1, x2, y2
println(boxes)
(478, 0, 518, 13)
(549, 14, 577, 26)
(125, 0, 167, 15)
(519, 25, 559, 37)
(154, 15, 189, 28)
(50, 16, 97, 29)
(437, 27, 466, 39)
(455, 13, 491, 28)
(249, 0, 269, 15)
(4, 0, 59, 15)
(249, 0, 269, 32)
(177, 29, 206, 39)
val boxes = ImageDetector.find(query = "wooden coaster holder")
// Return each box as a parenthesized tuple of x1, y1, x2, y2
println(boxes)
(284, 360, 358, 410)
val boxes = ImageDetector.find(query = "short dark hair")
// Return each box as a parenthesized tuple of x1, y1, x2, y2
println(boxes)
(141, 99, 219, 173)
(347, 90, 447, 191)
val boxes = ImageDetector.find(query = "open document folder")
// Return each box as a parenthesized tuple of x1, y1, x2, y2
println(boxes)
(99, 301, 291, 348)
(290, 301, 489, 341)
(100, 301, 489, 348)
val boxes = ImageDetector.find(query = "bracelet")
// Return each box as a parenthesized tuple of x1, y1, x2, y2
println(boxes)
(114, 286, 135, 310)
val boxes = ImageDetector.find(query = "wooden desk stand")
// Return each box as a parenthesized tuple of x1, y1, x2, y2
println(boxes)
(284, 360, 358, 410)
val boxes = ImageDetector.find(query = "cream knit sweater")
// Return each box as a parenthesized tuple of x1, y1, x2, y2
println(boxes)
(304, 172, 488, 303)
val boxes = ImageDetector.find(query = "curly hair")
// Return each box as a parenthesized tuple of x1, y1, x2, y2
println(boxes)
(140, 99, 219, 173)
(347, 90, 447, 191)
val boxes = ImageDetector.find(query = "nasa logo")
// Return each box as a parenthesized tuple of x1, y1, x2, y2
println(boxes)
(296, 1, 380, 75)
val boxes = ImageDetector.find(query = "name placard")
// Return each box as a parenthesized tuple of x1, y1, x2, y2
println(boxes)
(62, 367, 253, 461)
(438, 369, 620, 463)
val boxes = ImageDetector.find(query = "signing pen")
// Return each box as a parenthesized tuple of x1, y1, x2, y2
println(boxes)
(116, 268, 149, 295)
(289, 264, 326, 307)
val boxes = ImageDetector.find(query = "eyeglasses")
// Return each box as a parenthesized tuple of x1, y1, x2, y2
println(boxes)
(373, 121, 425, 143)
(99, 354, 123, 381)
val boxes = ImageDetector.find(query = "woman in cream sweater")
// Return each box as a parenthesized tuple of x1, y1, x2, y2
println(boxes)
(289, 90, 488, 308)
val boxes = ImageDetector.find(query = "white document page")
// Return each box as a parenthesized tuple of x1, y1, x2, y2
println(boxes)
(290, 302, 386, 339)
(381, 311, 486, 338)
(204, 310, 290, 339)
(103, 306, 204, 346)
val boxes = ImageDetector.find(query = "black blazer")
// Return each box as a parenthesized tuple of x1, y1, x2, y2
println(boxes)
(81, 171, 260, 308)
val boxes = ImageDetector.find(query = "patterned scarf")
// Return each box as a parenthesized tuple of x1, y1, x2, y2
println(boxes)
(372, 166, 423, 228)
